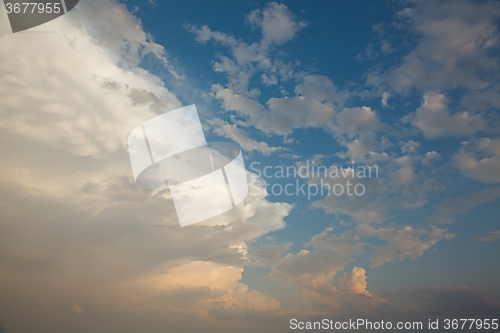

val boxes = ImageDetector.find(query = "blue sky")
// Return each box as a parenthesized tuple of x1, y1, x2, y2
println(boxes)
(0, 0, 500, 332)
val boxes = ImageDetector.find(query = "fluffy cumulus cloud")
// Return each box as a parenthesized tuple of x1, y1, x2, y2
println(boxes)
(336, 106, 385, 139)
(338, 267, 371, 295)
(452, 138, 500, 183)
(212, 74, 347, 136)
(246, 2, 306, 46)
(403, 92, 485, 139)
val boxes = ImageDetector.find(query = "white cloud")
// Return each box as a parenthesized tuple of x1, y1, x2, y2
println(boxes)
(210, 119, 281, 155)
(189, 24, 237, 46)
(452, 138, 500, 183)
(422, 151, 441, 167)
(381, 0, 500, 93)
(381, 92, 390, 107)
(0, 0, 181, 158)
(338, 267, 371, 296)
(403, 93, 485, 139)
(336, 106, 385, 139)
(246, 2, 305, 46)
(213, 75, 340, 136)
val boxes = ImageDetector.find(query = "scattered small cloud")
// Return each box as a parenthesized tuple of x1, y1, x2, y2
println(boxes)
(475, 231, 500, 242)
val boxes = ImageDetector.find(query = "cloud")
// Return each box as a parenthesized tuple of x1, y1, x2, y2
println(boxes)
(70, 304, 84, 316)
(338, 267, 371, 296)
(400, 140, 420, 155)
(402, 92, 485, 139)
(461, 83, 500, 112)
(303, 151, 442, 223)
(189, 25, 237, 46)
(213, 74, 355, 137)
(381, 92, 390, 107)
(71, 0, 179, 78)
(267, 224, 452, 313)
(336, 106, 385, 139)
(0, 149, 291, 331)
(268, 227, 363, 284)
(379, 0, 500, 93)
(187, 3, 304, 97)
(132, 261, 282, 319)
(475, 231, 500, 242)
(452, 138, 500, 183)
(246, 2, 305, 46)
(0, 0, 181, 158)
(210, 119, 281, 155)
(310, 171, 388, 223)
(433, 187, 500, 223)
(356, 225, 455, 267)
(421, 150, 440, 167)
(189, 2, 330, 134)
(250, 241, 292, 265)
(266, 227, 386, 315)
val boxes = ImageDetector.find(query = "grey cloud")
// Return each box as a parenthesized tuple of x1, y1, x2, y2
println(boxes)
(433, 187, 500, 223)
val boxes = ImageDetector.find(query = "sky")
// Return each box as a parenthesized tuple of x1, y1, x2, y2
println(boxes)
(0, 0, 500, 332)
